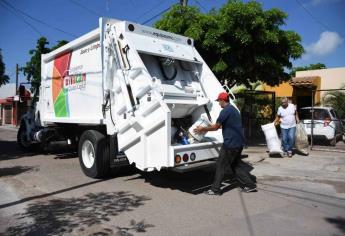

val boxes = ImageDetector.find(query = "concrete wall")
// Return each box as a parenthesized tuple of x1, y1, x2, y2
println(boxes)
(263, 82, 293, 97)
(296, 67, 345, 98)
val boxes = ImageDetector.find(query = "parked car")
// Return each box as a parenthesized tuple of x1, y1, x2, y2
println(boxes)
(299, 107, 344, 146)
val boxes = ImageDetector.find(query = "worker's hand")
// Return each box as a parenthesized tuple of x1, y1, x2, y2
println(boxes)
(194, 126, 204, 134)
(274, 121, 279, 126)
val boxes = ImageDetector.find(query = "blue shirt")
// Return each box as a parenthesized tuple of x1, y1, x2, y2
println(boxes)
(216, 104, 246, 149)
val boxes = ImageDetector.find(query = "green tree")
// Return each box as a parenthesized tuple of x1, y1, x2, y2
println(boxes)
(50, 40, 69, 51)
(0, 49, 10, 87)
(23, 37, 50, 85)
(289, 63, 326, 77)
(322, 84, 345, 119)
(155, 1, 304, 87)
(23, 38, 68, 86)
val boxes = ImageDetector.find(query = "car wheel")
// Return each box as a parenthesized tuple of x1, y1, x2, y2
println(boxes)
(78, 130, 110, 178)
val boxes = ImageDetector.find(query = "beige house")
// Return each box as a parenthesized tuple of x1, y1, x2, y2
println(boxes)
(296, 67, 345, 98)
(264, 67, 345, 109)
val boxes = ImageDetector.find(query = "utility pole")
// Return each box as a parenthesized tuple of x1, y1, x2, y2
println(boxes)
(180, 0, 188, 7)
(15, 64, 19, 126)
(15, 64, 19, 95)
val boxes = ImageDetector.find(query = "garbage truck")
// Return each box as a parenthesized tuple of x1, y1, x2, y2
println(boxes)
(17, 18, 238, 178)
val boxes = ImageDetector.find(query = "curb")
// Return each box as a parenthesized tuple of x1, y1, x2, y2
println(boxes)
(0, 126, 19, 131)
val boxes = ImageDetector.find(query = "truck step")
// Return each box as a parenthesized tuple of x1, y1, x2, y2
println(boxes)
(172, 160, 216, 173)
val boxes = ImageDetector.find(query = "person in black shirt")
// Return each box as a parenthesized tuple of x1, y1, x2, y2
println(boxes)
(194, 92, 257, 195)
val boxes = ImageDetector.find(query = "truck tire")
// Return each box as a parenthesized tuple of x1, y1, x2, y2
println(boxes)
(78, 130, 110, 178)
(17, 123, 33, 151)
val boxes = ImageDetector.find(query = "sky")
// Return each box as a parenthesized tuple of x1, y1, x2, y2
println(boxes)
(0, 0, 344, 85)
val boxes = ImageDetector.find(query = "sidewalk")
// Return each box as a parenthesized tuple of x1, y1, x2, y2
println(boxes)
(243, 145, 345, 166)
(242, 145, 345, 185)
(0, 125, 18, 131)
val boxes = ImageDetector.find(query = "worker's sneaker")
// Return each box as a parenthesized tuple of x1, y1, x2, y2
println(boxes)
(288, 151, 293, 158)
(204, 189, 222, 196)
(241, 186, 258, 193)
(282, 152, 288, 157)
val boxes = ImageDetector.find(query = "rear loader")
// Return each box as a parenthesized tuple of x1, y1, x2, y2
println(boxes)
(18, 18, 238, 178)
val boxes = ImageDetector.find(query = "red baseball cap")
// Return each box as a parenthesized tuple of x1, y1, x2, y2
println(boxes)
(216, 92, 229, 102)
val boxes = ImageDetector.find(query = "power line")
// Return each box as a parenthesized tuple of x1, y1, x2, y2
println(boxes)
(295, 0, 333, 32)
(1, 0, 76, 37)
(142, 6, 171, 25)
(194, 0, 207, 12)
(0, 1, 42, 36)
(128, 0, 135, 7)
(69, 0, 101, 17)
(136, 0, 168, 21)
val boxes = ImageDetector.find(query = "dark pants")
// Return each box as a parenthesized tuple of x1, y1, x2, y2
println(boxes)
(211, 146, 256, 192)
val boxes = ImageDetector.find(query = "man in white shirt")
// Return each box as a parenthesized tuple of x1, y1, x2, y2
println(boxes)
(274, 97, 300, 157)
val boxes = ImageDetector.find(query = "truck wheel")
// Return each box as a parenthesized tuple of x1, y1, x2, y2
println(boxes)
(78, 130, 110, 178)
(17, 123, 33, 150)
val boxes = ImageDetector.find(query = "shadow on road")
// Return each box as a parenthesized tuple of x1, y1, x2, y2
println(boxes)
(0, 139, 77, 161)
(126, 161, 256, 195)
(0, 166, 38, 178)
(130, 169, 221, 194)
(4, 191, 152, 236)
(115, 219, 155, 236)
(0, 140, 33, 161)
(311, 139, 345, 151)
(0, 179, 108, 209)
(325, 217, 345, 235)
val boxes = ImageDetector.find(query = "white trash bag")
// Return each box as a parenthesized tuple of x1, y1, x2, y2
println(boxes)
(261, 122, 283, 155)
(295, 123, 309, 155)
(188, 115, 211, 142)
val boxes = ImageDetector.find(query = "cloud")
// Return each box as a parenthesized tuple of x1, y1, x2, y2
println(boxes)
(305, 31, 343, 58)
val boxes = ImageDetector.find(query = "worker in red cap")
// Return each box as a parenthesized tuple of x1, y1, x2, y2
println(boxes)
(194, 91, 257, 195)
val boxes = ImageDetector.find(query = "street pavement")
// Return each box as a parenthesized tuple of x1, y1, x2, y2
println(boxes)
(0, 126, 345, 236)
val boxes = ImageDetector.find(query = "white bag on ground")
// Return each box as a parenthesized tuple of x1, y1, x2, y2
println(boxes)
(261, 122, 283, 155)
(295, 123, 309, 155)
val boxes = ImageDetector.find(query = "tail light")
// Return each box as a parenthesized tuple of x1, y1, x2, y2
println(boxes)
(183, 153, 189, 162)
(175, 155, 181, 164)
(324, 118, 331, 127)
(190, 152, 196, 161)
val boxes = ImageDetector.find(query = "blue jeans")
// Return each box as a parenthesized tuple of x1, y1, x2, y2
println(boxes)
(281, 127, 296, 152)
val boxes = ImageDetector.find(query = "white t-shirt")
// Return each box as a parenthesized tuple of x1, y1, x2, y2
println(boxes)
(277, 103, 297, 129)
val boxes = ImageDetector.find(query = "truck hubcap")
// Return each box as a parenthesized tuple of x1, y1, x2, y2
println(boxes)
(82, 140, 95, 168)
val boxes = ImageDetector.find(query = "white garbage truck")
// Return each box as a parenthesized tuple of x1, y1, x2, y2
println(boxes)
(17, 18, 238, 178)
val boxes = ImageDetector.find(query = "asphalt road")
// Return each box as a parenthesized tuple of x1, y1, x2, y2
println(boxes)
(1, 126, 345, 236)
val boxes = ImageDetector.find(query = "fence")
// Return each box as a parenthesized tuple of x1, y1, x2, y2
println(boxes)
(234, 90, 275, 145)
